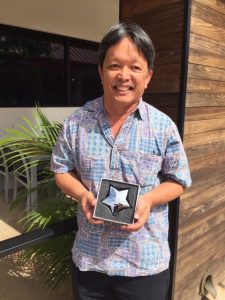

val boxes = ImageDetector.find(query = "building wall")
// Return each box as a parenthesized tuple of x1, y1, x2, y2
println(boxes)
(121, 0, 225, 299)
(120, 0, 184, 124)
(175, 0, 225, 299)
(120, 1, 185, 298)
(0, 0, 119, 42)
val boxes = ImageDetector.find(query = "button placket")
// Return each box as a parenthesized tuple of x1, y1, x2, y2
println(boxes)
(110, 146, 118, 170)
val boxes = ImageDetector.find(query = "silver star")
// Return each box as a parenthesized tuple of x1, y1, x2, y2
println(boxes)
(102, 186, 130, 215)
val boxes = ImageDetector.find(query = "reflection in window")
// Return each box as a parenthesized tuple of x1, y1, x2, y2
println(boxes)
(0, 25, 102, 107)
(69, 46, 102, 106)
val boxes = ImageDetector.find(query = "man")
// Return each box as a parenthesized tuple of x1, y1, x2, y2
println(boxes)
(51, 22, 191, 300)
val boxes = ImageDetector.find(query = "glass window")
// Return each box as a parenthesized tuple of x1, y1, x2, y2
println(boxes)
(0, 25, 102, 107)
(69, 45, 102, 106)
(0, 26, 102, 248)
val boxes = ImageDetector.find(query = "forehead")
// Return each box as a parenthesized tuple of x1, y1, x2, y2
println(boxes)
(105, 37, 147, 63)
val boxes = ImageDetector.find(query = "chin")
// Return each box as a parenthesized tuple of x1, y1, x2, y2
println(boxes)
(114, 97, 139, 106)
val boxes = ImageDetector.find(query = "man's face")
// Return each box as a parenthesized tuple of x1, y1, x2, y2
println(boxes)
(99, 37, 153, 112)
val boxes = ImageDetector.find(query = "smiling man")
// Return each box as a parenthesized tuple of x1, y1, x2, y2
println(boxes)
(51, 22, 192, 300)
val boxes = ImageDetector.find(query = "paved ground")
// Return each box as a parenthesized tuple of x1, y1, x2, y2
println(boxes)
(0, 252, 73, 300)
(0, 191, 73, 300)
(0, 190, 24, 241)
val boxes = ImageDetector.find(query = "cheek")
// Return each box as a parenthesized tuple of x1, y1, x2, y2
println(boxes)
(101, 71, 113, 83)
(136, 78, 148, 91)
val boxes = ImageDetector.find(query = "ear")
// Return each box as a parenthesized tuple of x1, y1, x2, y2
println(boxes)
(98, 65, 103, 83)
(144, 69, 153, 89)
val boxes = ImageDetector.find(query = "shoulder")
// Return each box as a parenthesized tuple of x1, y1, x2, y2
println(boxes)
(143, 101, 175, 133)
(64, 97, 102, 126)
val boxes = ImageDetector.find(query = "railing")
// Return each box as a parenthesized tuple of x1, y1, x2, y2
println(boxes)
(0, 216, 77, 258)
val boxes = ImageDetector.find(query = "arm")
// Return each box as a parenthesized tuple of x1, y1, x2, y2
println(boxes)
(122, 179, 184, 232)
(54, 172, 103, 225)
(123, 121, 191, 232)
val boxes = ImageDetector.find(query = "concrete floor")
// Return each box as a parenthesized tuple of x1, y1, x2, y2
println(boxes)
(0, 190, 74, 300)
(0, 252, 73, 300)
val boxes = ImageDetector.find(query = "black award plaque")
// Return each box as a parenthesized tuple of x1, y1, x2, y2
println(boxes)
(93, 178, 140, 225)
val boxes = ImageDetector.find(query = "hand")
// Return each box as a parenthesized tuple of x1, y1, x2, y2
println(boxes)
(121, 195, 152, 232)
(80, 191, 104, 225)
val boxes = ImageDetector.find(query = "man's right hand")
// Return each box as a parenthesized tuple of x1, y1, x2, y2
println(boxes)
(80, 191, 104, 225)
(54, 173, 103, 225)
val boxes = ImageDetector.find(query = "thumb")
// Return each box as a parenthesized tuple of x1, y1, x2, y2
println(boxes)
(134, 202, 142, 220)
(87, 191, 96, 207)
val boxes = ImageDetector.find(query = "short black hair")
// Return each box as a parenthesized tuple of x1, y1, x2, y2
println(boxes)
(98, 21, 155, 69)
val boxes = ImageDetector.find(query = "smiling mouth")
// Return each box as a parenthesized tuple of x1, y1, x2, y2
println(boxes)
(112, 84, 134, 92)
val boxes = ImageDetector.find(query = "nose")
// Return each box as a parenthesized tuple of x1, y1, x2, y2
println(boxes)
(117, 66, 130, 81)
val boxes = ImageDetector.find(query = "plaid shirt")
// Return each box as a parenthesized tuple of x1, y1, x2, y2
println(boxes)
(51, 97, 191, 276)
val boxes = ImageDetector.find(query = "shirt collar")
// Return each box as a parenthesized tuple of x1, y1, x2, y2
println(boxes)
(135, 99, 146, 121)
(89, 96, 146, 121)
(84, 96, 104, 118)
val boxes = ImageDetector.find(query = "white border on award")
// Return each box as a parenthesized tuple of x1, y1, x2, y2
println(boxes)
(93, 178, 140, 225)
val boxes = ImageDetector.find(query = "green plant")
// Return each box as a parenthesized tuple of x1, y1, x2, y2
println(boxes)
(0, 106, 77, 289)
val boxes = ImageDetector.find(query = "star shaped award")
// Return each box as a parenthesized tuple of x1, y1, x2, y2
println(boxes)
(93, 179, 140, 224)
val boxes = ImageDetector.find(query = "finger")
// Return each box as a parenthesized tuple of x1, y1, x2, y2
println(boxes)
(134, 212, 140, 220)
(133, 201, 144, 221)
(87, 193, 97, 207)
(87, 215, 104, 225)
(89, 217, 104, 225)
(121, 219, 144, 232)
(85, 206, 103, 224)
(81, 192, 94, 212)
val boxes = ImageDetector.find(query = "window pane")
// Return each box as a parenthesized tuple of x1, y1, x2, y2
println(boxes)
(0, 26, 102, 107)
(69, 45, 102, 106)
(0, 31, 65, 107)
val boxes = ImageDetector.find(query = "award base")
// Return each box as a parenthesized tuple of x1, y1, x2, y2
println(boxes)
(93, 179, 140, 225)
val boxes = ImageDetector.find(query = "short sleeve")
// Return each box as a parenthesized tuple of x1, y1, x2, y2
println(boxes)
(161, 122, 192, 188)
(50, 120, 75, 173)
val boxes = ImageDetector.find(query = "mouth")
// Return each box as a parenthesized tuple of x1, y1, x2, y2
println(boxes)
(112, 84, 134, 92)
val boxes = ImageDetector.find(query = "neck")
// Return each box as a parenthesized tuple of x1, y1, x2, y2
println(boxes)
(106, 110, 130, 123)
(104, 101, 139, 122)
(103, 101, 139, 138)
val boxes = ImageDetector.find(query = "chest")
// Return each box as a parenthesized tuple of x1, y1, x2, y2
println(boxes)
(72, 122, 165, 191)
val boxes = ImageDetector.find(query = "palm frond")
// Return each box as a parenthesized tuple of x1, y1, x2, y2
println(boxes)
(0, 106, 77, 291)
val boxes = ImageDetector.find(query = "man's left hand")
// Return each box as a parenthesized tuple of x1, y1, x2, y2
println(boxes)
(121, 196, 151, 232)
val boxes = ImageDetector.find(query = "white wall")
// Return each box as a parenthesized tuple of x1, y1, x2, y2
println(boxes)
(0, 0, 119, 42)
(0, 107, 77, 136)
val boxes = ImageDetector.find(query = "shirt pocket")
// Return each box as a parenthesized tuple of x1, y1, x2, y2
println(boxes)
(119, 151, 163, 187)
(139, 153, 163, 187)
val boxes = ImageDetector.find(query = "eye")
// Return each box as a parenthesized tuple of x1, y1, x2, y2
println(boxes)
(131, 65, 142, 72)
(108, 63, 120, 70)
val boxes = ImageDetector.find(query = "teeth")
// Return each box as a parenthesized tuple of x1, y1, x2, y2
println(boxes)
(114, 86, 132, 91)
(117, 87, 129, 91)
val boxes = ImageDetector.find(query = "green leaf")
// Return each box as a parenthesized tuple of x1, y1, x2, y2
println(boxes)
(0, 105, 77, 291)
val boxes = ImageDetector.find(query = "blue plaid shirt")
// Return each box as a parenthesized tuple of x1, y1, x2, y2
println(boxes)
(51, 97, 191, 276)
